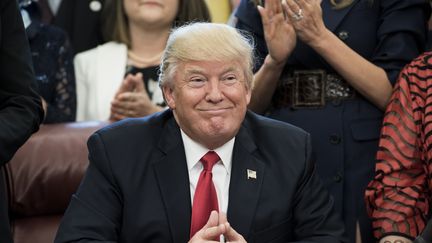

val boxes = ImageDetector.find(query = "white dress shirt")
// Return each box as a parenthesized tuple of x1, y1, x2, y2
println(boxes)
(180, 129, 234, 214)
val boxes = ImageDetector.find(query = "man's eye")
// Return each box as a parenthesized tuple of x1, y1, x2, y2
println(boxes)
(187, 78, 206, 88)
(222, 76, 238, 85)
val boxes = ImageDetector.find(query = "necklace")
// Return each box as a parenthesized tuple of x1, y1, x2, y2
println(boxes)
(127, 50, 163, 67)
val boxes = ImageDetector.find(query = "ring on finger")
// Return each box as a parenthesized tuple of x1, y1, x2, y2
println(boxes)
(292, 8, 303, 21)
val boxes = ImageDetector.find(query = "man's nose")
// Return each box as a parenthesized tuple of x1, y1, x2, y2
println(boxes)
(205, 79, 223, 102)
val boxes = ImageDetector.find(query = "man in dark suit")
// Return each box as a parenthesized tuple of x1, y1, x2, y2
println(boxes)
(55, 22, 345, 242)
(0, 0, 44, 242)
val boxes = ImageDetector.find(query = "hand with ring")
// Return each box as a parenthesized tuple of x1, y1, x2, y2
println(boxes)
(257, 0, 297, 66)
(282, 0, 328, 46)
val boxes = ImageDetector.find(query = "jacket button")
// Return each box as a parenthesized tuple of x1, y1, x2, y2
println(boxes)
(329, 134, 341, 144)
(338, 31, 349, 41)
(89, 0, 102, 12)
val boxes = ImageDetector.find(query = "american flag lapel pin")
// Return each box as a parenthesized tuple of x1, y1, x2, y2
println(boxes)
(247, 169, 257, 180)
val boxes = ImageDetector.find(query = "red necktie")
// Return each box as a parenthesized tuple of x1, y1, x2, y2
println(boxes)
(190, 151, 220, 238)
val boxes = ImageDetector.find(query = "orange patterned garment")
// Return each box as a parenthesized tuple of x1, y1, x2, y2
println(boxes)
(365, 52, 432, 240)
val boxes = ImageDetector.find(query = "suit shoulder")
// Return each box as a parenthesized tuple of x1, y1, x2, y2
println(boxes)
(92, 110, 172, 140)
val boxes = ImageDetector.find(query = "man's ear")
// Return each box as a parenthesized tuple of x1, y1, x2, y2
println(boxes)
(162, 85, 176, 110)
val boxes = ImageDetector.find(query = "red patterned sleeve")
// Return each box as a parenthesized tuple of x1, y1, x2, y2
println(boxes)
(365, 52, 432, 240)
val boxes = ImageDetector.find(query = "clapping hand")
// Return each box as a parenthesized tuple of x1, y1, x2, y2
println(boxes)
(282, 0, 328, 46)
(258, 0, 297, 66)
(110, 73, 161, 121)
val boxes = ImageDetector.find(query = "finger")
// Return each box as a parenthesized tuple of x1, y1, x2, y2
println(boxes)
(282, 1, 299, 23)
(117, 92, 136, 102)
(110, 105, 128, 115)
(219, 212, 228, 225)
(223, 222, 246, 242)
(265, 0, 281, 15)
(110, 111, 127, 121)
(281, 0, 293, 24)
(111, 98, 133, 113)
(204, 210, 219, 228)
(257, 5, 269, 25)
(199, 211, 225, 241)
(131, 72, 145, 92)
(295, 0, 309, 9)
(285, 0, 301, 13)
(115, 74, 135, 97)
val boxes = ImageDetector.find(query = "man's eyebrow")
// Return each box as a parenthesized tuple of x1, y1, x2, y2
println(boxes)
(184, 66, 239, 75)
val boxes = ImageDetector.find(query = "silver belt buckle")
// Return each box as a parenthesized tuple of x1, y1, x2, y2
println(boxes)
(292, 70, 326, 108)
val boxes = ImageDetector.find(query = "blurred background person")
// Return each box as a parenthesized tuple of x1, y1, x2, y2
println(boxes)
(235, 0, 430, 242)
(365, 51, 432, 243)
(53, 0, 115, 55)
(20, 0, 76, 123)
(75, 0, 210, 122)
(0, 0, 44, 242)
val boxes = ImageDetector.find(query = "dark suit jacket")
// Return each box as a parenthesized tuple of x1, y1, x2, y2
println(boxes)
(0, 0, 44, 242)
(55, 110, 345, 242)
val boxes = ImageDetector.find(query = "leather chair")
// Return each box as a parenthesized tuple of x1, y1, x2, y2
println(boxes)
(2, 121, 106, 243)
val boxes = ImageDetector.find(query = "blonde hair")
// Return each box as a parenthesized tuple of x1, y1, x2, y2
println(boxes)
(159, 23, 254, 89)
(111, 0, 211, 47)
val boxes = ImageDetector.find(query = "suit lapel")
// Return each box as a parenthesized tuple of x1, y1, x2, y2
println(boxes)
(322, 0, 359, 32)
(153, 116, 191, 243)
(227, 123, 265, 240)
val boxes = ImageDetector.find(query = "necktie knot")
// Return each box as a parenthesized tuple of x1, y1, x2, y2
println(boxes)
(201, 151, 220, 171)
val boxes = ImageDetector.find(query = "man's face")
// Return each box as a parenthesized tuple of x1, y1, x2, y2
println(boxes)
(163, 60, 251, 149)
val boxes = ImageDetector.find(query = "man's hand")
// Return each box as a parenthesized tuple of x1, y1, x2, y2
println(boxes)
(189, 211, 247, 243)
(380, 235, 413, 243)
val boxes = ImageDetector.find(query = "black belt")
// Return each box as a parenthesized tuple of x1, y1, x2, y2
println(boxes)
(271, 69, 356, 109)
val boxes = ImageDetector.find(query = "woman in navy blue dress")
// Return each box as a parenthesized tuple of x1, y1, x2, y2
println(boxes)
(235, 0, 430, 242)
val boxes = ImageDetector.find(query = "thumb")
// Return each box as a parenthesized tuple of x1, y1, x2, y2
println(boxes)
(131, 73, 145, 92)
(204, 210, 219, 228)
(224, 222, 245, 242)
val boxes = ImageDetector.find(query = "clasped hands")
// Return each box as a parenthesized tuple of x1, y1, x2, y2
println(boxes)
(189, 211, 246, 243)
(258, 0, 328, 66)
(109, 73, 161, 121)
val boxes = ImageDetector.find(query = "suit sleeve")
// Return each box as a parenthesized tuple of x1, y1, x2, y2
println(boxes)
(55, 132, 122, 243)
(0, 0, 43, 165)
(365, 53, 431, 240)
(292, 134, 347, 242)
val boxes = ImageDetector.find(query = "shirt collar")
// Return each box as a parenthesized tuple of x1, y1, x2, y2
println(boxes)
(180, 129, 234, 174)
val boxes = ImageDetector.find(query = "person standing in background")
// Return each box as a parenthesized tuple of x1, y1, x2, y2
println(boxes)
(20, 0, 76, 123)
(0, 0, 44, 242)
(235, 0, 430, 242)
(53, 0, 115, 54)
(74, 0, 210, 122)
